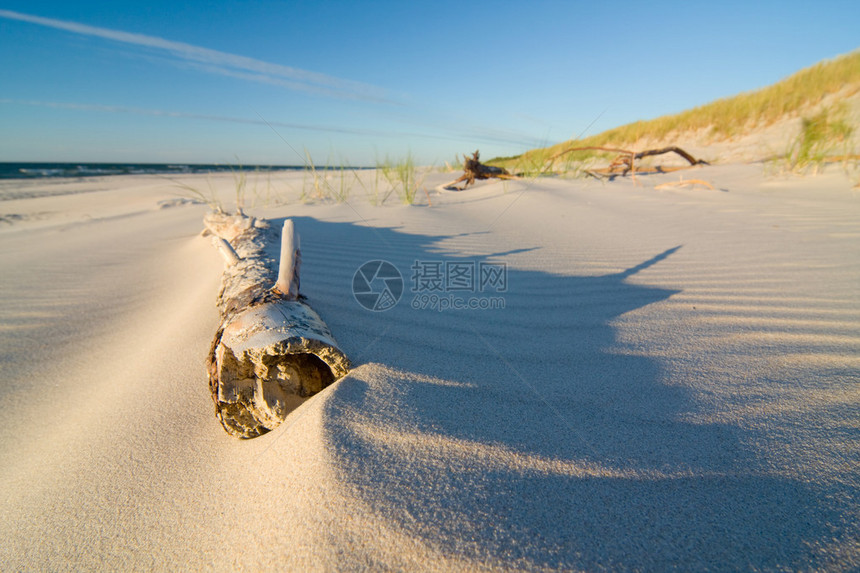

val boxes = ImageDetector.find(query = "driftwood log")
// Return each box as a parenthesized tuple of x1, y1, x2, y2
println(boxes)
(444, 150, 519, 190)
(550, 145, 709, 178)
(204, 212, 350, 438)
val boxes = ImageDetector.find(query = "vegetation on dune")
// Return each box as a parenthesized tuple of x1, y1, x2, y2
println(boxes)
(596, 49, 859, 143)
(778, 104, 855, 174)
(376, 153, 428, 205)
(294, 152, 428, 206)
(492, 49, 860, 173)
(170, 174, 225, 212)
(169, 152, 434, 209)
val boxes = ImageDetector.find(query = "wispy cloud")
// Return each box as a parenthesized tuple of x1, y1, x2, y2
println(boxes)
(0, 98, 539, 148)
(0, 98, 389, 136)
(0, 9, 387, 101)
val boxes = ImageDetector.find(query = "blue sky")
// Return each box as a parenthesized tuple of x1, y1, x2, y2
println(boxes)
(1, 1, 858, 166)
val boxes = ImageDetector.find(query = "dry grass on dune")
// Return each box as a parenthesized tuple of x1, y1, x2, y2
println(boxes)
(494, 49, 860, 172)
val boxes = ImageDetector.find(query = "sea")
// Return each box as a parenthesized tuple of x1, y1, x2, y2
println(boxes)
(0, 162, 303, 180)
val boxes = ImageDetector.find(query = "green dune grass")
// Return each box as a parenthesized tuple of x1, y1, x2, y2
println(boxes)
(494, 49, 860, 172)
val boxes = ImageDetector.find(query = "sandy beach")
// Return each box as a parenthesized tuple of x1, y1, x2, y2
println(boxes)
(1, 165, 859, 570)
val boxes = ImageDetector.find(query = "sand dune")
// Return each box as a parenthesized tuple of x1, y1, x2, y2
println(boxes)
(1, 165, 858, 570)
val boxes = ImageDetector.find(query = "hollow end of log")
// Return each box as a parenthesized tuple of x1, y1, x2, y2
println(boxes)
(212, 345, 342, 439)
(207, 299, 351, 439)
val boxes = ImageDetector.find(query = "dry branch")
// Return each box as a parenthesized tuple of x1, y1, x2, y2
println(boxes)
(204, 212, 350, 439)
(444, 150, 519, 190)
(634, 146, 707, 166)
(210, 235, 240, 266)
(550, 145, 708, 178)
(273, 219, 300, 298)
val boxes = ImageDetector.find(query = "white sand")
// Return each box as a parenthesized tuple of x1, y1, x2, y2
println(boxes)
(1, 165, 858, 570)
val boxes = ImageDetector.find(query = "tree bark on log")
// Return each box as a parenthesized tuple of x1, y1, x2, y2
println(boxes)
(204, 213, 350, 439)
(444, 150, 519, 190)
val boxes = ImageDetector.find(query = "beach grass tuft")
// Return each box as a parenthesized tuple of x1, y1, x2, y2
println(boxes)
(376, 153, 427, 205)
(170, 175, 224, 213)
(229, 161, 248, 214)
(773, 104, 855, 174)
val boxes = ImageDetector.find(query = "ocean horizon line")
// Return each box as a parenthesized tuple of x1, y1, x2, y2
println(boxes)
(0, 161, 372, 180)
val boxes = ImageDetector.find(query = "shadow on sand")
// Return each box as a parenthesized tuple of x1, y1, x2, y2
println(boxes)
(273, 216, 836, 570)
